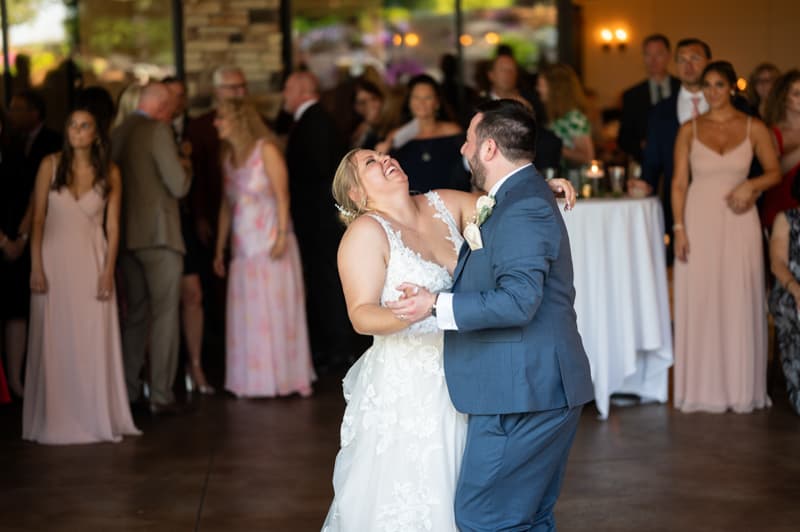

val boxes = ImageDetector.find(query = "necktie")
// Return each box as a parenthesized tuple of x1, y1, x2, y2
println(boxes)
(655, 83, 664, 104)
(691, 96, 701, 118)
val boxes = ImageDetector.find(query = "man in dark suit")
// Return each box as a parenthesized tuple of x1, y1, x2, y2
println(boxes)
(283, 71, 359, 370)
(618, 34, 681, 163)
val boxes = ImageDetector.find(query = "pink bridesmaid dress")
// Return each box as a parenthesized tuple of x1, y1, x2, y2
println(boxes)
(674, 118, 771, 413)
(23, 159, 140, 443)
(223, 139, 315, 397)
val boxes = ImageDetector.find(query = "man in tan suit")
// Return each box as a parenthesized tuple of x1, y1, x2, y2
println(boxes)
(112, 83, 192, 413)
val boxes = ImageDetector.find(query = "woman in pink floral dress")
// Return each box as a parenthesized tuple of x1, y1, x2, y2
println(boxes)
(213, 99, 314, 397)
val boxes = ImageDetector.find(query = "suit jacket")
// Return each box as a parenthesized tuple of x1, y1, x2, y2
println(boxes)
(285, 102, 347, 252)
(618, 76, 681, 162)
(444, 165, 594, 415)
(111, 113, 190, 253)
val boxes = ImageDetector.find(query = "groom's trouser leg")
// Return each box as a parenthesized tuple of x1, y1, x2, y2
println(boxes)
(454, 405, 582, 532)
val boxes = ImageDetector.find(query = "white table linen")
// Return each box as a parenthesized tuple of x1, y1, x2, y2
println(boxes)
(561, 197, 673, 419)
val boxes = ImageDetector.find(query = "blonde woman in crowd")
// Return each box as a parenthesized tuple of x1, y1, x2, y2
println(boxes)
(213, 99, 315, 398)
(112, 82, 143, 130)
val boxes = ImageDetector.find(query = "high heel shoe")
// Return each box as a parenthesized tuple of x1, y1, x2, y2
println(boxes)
(185, 363, 215, 395)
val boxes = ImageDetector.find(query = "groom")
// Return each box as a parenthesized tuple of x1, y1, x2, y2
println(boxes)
(391, 99, 594, 531)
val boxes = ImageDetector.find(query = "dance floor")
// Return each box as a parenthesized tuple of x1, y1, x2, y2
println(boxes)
(1, 373, 799, 531)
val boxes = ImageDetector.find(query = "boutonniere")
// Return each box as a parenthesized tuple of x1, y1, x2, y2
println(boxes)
(463, 195, 495, 251)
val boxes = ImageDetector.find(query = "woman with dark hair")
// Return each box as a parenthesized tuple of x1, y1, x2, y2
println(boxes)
(378, 74, 469, 193)
(747, 63, 780, 119)
(23, 105, 140, 443)
(761, 69, 800, 230)
(213, 99, 314, 398)
(672, 61, 781, 414)
(351, 79, 390, 150)
(769, 176, 800, 416)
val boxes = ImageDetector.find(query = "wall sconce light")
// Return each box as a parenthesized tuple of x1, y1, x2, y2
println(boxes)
(404, 32, 420, 47)
(600, 27, 629, 52)
(736, 77, 748, 91)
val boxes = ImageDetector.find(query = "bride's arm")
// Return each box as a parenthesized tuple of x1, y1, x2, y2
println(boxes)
(338, 216, 412, 335)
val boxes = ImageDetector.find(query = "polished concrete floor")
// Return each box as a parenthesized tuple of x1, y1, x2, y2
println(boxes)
(1, 374, 799, 532)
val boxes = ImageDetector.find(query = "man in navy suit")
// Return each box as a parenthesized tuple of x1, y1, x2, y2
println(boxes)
(618, 34, 681, 163)
(393, 99, 594, 531)
(636, 38, 753, 263)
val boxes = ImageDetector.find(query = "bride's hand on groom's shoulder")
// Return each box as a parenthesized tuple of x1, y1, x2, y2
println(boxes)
(386, 283, 436, 324)
(547, 178, 577, 211)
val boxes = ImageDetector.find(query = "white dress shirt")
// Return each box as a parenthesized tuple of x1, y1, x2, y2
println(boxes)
(435, 164, 533, 330)
(294, 99, 317, 122)
(677, 86, 708, 125)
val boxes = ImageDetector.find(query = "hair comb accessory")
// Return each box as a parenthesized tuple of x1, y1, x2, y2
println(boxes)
(335, 203, 355, 217)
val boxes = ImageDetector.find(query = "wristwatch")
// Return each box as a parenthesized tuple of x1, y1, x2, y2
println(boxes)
(430, 294, 438, 317)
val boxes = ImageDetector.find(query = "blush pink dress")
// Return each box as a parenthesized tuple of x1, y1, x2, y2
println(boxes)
(674, 118, 770, 413)
(23, 159, 140, 444)
(223, 140, 315, 397)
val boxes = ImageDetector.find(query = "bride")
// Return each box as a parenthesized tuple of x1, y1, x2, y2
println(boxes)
(322, 148, 575, 531)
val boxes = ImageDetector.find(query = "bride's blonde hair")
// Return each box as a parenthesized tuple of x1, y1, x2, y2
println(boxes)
(332, 148, 369, 225)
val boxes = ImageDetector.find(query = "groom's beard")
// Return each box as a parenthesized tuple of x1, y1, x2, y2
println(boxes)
(469, 153, 487, 192)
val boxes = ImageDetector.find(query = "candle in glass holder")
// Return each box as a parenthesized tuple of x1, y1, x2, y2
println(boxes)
(581, 183, 592, 198)
(585, 160, 604, 179)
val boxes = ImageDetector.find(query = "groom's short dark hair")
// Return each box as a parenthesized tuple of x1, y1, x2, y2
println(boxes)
(475, 99, 537, 163)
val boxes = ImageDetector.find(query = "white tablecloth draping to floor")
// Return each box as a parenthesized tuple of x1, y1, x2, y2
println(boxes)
(561, 197, 673, 419)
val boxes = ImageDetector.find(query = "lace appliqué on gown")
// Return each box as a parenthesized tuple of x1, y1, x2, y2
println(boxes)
(323, 192, 467, 532)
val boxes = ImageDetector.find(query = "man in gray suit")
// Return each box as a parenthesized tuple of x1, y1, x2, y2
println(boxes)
(112, 83, 192, 414)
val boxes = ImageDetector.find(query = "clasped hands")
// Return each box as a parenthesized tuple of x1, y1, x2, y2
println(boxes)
(725, 181, 758, 214)
(386, 283, 437, 323)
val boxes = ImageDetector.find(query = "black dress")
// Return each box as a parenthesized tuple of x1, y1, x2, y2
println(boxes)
(391, 134, 470, 194)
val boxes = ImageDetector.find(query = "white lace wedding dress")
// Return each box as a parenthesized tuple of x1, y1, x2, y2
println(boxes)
(322, 192, 468, 532)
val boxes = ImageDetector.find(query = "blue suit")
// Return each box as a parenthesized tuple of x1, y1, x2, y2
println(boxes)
(445, 164, 594, 531)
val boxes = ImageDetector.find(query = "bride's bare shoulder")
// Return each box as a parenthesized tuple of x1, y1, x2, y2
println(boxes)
(342, 214, 388, 245)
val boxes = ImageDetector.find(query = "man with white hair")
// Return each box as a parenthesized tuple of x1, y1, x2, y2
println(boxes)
(186, 66, 249, 247)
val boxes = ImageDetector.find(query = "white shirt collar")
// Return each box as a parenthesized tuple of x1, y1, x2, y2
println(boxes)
(294, 99, 317, 122)
(488, 163, 532, 197)
(677, 85, 709, 124)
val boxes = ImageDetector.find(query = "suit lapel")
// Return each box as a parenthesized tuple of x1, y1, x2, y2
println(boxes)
(452, 241, 470, 285)
(451, 168, 531, 286)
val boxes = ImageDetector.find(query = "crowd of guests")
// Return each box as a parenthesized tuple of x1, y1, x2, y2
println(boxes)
(2, 34, 800, 444)
(618, 35, 799, 416)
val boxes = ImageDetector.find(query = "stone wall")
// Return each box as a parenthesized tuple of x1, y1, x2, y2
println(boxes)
(182, 0, 283, 115)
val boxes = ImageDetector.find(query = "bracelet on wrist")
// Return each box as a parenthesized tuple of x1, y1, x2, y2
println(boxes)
(672, 223, 685, 232)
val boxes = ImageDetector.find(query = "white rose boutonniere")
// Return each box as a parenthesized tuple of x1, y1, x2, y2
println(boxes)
(463, 195, 495, 251)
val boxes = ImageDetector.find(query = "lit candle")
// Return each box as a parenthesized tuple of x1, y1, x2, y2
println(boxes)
(585, 161, 604, 179)
(581, 183, 592, 198)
